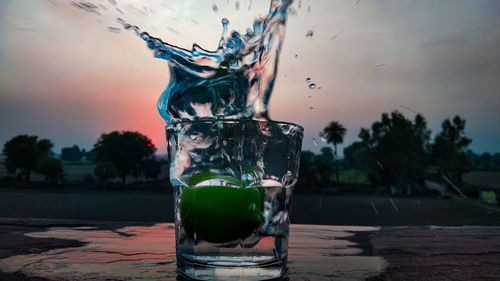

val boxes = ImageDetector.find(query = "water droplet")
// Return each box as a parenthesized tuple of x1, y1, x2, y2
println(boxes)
(309, 83, 316, 89)
(306, 30, 314, 38)
(107, 26, 121, 33)
(294, 54, 298, 58)
(305, 77, 311, 83)
(281, 170, 293, 186)
(309, 106, 314, 111)
(312, 138, 318, 146)
(319, 132, 327, 142)
(140, 32, 149, 41)
(212, 4, 218, 12)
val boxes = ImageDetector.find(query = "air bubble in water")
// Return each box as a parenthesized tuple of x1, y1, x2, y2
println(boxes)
(306, 77, 311, 83)
(309, 106, 314, 111)
(306, 30, 313, 38)
(212, 4, 218, 12)
(309, 83, 316, 89)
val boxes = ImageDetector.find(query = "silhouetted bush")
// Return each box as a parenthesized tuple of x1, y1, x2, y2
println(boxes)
(37, 157, 63, 183)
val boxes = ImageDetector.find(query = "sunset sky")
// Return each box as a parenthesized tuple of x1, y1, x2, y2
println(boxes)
(1, 0, 499, 156)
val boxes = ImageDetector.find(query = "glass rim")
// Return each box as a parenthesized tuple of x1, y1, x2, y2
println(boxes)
(166, 118, 304, 132)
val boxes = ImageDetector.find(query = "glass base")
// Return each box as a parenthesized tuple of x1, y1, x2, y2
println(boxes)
(177, 254, 287, 281)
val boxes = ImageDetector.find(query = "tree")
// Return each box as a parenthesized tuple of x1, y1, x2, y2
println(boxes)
(314, 147, 335, 187)
(37, 157, 63, 183)
(359, 111, 430, 195)
(343, 141, 368, 171)
(479, 153, 493, 170)
(493, 153, 500, 168)
(296, 151, 318, 190)
(431, 116, 471, 182)
(322, 121, 347, 184)
(92, 131, 156, 184)
(61, 145, 84, 162)
(141, 158, 162, 180)
(94, 161, 119, 183)
(84, 150, 95, 162)
(2, 135, 53, 180)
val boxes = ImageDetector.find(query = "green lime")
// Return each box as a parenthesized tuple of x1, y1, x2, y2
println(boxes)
(180, 185, 265, 243)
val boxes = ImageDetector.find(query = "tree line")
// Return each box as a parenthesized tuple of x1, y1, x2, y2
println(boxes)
(297, 110, 499, 195)
(1, 110, 497, 192)
(1, 131, 162, 184)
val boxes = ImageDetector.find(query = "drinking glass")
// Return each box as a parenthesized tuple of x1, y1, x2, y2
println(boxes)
(166, 119, 303, 281)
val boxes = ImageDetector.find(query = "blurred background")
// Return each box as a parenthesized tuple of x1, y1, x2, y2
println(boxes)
(0, 0, 499, 226)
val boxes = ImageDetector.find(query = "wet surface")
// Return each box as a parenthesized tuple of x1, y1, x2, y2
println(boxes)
(367, 226, 500, 281)
(0, 223, 384, 281)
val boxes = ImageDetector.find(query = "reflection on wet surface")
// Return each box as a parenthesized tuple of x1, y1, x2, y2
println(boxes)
(0, 224, 385, 280)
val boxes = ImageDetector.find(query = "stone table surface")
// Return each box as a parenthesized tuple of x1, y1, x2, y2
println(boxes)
(0, 218, 500, 281)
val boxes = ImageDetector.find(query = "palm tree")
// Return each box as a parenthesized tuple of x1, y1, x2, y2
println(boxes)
(322, 121, 347, 184)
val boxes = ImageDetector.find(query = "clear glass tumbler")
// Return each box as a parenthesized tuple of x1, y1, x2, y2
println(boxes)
(166, 119, 303, 281)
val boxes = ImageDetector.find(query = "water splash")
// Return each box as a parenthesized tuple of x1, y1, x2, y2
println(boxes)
(119, 0, 293, 123)
(319, 132, 327, 143)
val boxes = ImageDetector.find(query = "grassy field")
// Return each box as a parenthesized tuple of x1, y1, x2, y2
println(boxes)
(0, 189, 499, 226)
(0, 163, 170, 183)
(463, 171, 500, 190)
